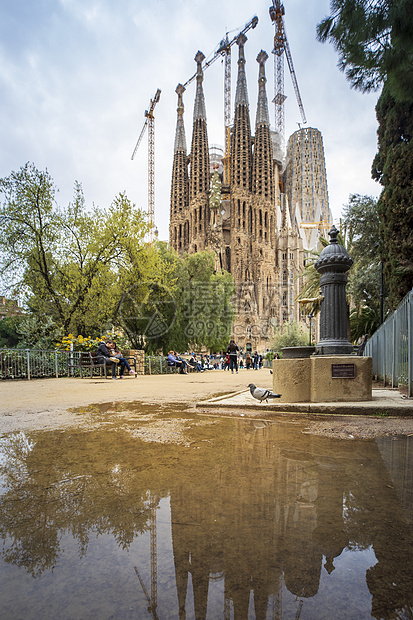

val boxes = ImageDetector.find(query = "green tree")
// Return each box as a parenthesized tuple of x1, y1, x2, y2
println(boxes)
(116, 247, 235, 354)
(0, 164, 150, 336)
(372, 85, 413, 308)
(317, 0, 413, 102)
(271, 321, 308, 355)
(15, 315, 63, 349)
(341, 194, 382, 312)
(0, 315, 24, 348)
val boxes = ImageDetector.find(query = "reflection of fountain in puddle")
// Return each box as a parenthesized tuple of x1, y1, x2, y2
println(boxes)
(0, 404, 412, 619)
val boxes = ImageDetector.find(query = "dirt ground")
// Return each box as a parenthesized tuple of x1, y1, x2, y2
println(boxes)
(1, 370, 413, 439)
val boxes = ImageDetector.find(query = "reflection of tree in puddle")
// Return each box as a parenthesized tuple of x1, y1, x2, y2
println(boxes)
(0, 420, 412, 619)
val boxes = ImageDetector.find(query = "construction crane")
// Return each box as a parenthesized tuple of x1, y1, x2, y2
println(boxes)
(269, 0, 306, 143)
(134, 493, 159, 620)
(183, 15, 258, 185)
(131, 89, 161, 240)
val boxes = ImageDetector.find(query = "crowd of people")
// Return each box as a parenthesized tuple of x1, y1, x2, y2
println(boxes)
(167, 343, 265, 374)
(97, 339, 266, 378)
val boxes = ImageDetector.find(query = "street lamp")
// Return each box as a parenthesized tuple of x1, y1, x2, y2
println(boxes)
(308, 312, 313, 346)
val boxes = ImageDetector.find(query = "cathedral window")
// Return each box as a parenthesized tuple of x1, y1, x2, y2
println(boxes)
(282, 291, 287, 306)
(282, 270, 287, 286)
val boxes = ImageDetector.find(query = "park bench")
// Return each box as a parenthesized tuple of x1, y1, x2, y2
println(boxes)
(78, 352, 137, 379)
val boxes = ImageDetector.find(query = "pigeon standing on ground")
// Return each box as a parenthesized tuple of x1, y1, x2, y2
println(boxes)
(248, 383, 281, 403)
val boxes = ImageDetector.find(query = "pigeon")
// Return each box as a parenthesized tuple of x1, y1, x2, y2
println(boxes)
(248, 383, 281, 403)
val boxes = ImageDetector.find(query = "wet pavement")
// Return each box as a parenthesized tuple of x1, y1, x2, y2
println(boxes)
(0, 402, 412, 619)
(199, 388, 413, 416)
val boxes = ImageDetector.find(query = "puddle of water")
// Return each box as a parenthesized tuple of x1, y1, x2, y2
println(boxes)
(0, 407, 412, 619)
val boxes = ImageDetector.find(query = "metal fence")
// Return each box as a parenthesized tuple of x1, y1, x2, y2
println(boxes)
(0, 349, 82, 380)
(1, 350, 269, 379)
(0, 350, 186, 379)
(145, 356, 183, 375)
(365, 289, 413, 397)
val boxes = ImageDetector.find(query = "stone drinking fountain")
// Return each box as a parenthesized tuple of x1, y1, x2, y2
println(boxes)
(273, 226, 372, 403)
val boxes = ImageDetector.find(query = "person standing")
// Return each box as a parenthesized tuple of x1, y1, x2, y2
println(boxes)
(227, 339, 239, 374)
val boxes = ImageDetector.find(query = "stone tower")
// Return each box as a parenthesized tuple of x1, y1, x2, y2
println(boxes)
(284, 127, 331, 248)
(169, 83, 189, 252)
(188, 51, 210, 253)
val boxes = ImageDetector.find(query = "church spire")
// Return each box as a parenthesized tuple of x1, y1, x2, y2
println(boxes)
(230, 34, 252, 192)
(255, 50, 270, 127)
(234, 33, 249, 107)
(174, 83, 187, 153)
(169, 83, 189, 251)
(189, 51, 210, 201)
(252, 50, 274, 202)
(193, 50, 207, 121)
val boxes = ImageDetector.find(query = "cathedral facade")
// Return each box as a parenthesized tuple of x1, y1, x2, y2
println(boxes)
(169, 34, 331, 353)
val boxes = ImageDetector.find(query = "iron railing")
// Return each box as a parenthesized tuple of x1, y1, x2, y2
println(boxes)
(0, 349, 82, 380)
(1, 351, 186, 379)
(365, 289, 413, 397)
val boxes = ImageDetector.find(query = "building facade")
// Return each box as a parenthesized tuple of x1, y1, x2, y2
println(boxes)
(169, 36, 330, 352)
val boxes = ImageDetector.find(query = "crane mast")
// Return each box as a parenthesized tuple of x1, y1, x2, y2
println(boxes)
(183, 16, 258, 185)
(131, 88, 161, 240)
(269, 0, 306, 142)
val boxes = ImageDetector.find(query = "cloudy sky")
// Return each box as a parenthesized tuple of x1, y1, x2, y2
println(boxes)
(0, 0, 381, 241)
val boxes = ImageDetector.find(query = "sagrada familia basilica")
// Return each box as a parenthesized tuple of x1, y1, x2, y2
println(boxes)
(169, 33, 332, 353)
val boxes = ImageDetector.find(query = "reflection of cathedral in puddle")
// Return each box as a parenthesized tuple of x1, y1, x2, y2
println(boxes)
(168, 424, 413, 619)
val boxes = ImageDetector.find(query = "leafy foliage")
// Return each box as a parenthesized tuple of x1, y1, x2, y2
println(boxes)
(15, 315, 63, 349)
(317, 0, 413, 103)
(350, 306, 381, 342)
(0, 316, 24, 348)
(341, 194, 382, 312)
(116, 246, 235, 354)
(372, 85, 413, 308)
(271, 321, 309, 355)
(0, 164, 150, 336)
(0, 163, 236, 353)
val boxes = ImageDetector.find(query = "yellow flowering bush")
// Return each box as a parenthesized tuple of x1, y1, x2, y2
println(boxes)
(57, 331, 130, 352)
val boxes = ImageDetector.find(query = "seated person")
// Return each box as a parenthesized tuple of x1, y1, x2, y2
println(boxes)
(189, 354, 203, 372)
(96, 339, 120, 379)
(109, 341, 137, 378)
(167, 351, 188, 374)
